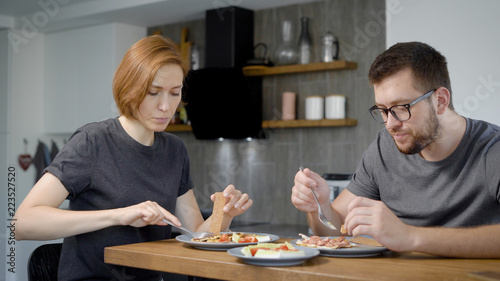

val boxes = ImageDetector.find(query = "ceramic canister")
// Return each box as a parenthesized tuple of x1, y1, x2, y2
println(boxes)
(325, 94, 346, 119)
(282, 92, 296, 120)
(305, 96, 324, 120)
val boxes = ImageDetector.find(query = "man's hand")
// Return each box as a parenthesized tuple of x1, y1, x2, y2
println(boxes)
(343, 196, 415, 252)
(291, 167, 331, 212)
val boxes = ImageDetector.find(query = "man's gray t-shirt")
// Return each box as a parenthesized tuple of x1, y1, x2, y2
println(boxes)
(347, 118, 500, 227)
(45, 118, 193, 280)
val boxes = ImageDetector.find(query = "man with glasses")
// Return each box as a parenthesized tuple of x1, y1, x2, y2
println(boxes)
(291, 42, 500, 258)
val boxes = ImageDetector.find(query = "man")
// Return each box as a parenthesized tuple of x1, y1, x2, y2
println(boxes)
(291, 42, 500, 258)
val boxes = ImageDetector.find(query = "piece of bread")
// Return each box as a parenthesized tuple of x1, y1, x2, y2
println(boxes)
(340, 225, 347, 235)
(349, 236, 383, 247)
(209, 192, 225, 234)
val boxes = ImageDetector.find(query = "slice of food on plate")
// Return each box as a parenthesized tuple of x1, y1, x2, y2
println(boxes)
(232, 233, 271, 243)
(348, 236, 384, 247)
(192, 232, 272, 243)
(254, 234, 272, 242)
(296, 233, 356, 249)
(240, 242, 305, 258)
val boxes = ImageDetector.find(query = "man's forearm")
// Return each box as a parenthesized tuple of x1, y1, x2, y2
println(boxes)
(410, 224, 500, 258)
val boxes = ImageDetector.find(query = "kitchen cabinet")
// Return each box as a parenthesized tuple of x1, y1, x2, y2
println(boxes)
(165, 61, 358, 132)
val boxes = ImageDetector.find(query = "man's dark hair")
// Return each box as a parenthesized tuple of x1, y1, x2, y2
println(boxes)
(369, 42, 453, 109)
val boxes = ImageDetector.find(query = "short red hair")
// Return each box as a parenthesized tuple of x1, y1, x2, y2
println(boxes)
(113, 35, 189, 119)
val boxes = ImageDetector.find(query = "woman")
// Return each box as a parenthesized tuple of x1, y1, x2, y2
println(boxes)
(15, 35, 253, 280)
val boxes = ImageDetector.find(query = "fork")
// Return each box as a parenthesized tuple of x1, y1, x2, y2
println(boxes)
(299, 167, 337, 231)
(162, 219, 214, 239)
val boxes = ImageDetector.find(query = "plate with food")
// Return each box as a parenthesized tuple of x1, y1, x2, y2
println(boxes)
(176, 232, 280, 251)
(227, 241, 320, 266)
(290, 233, 389, 257)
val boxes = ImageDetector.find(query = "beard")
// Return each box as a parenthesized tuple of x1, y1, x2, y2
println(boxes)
(391, 105, 441, 155)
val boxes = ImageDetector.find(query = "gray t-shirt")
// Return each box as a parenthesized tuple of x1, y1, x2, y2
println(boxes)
(45, 118, 193, 281)
(348, 117, 500, 227)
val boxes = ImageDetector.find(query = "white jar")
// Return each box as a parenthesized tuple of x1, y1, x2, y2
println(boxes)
(305, 96, 324, 120)
(325, 95, 346, 119)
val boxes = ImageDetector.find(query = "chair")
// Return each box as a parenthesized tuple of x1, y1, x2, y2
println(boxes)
(28, 243, 63, 281)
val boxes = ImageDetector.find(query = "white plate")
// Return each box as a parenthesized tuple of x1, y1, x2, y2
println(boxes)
(291, 236, 390, 257)
(175, 232, 280, 251)
(227, 246, 320, 266)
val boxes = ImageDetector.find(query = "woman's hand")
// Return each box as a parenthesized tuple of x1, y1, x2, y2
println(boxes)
(116, 200, 181, 228)
(211, 184, 253, 218)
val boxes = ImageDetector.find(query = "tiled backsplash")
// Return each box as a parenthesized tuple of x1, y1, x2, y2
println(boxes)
(148, 0, 385, 226)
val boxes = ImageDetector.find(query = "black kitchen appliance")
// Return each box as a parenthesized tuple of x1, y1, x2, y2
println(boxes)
(205, 6, 254, 69)
(183, 6, 261, 140)
(184, 68, 263, 140)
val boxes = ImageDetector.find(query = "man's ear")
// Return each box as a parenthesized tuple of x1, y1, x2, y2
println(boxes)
(435, 87, 450, 114)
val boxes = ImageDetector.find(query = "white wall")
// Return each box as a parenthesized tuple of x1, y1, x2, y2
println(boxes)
(0, 29, 11, 281)
(44, 23, 145, 133)
(3, 28, 46, 281)
(386, 0, 500, 125)
(1, 22, 145, 281)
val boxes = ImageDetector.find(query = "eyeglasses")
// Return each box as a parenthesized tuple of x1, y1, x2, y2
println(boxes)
(368, 89, 436, 123)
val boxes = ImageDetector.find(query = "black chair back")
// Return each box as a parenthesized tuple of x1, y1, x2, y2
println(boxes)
(28, 243, 62, 281)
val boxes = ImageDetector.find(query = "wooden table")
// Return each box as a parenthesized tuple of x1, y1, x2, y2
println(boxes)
(105, 238, 500, 281)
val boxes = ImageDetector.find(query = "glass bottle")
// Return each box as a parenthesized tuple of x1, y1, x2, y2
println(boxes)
(274, 20, 298, 65)
(190, 44, 200, 70)
(298, 17, 312, 64)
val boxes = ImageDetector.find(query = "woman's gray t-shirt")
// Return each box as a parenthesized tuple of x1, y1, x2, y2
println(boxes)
(45, 118, 193, 280)
(347, 117, 500, 227)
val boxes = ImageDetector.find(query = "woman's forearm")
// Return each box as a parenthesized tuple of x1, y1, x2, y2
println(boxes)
(15, 206, 119, 240)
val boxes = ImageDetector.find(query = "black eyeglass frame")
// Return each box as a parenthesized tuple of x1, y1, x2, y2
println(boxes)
(368, 89, 436, 123)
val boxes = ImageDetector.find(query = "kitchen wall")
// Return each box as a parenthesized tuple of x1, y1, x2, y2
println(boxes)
(2, 0, 499, 280)
(0, 23, 146, 281)
(386, 0, 500, 126)
(148, 0, 386, 225)
(1, 30, 47, 281)
(0, 29, 10, 281)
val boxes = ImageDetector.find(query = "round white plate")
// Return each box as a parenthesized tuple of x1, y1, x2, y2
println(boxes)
(175, 232, 279, 251)
(291, 236, 390, 257)
(227, 246, 320, 266)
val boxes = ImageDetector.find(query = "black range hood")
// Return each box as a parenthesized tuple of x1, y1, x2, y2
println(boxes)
(183, 6, 262, 140)
(184, 68, 263, 140)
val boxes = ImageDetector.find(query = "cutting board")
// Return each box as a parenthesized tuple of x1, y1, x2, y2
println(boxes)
(179, 27, 192, 68)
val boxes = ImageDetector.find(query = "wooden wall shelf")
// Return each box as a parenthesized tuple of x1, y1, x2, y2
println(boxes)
(165, 124, 192, 132)
(166, 61, 359, 133)
(242, 60, 357, 76)
(262, 118, 357, 128)
(165, 119, 357, 132)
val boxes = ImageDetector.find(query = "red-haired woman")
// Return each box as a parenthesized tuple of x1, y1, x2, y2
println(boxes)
(15, 35, 253, 280)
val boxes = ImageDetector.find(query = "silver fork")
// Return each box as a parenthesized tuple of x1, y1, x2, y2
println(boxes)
(299, 167, 337, 231)
(162, 219, 214, 239)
